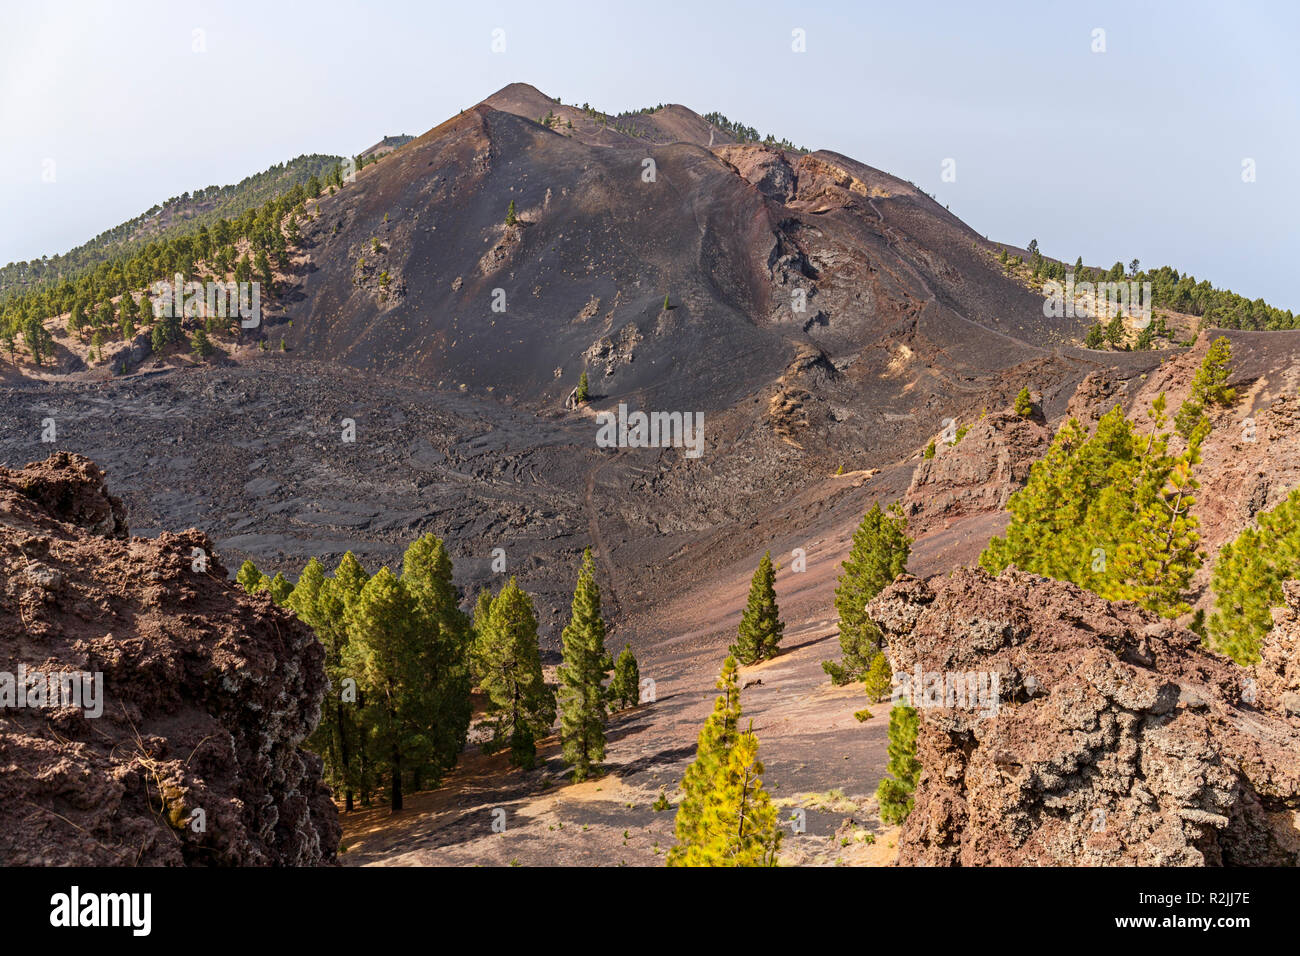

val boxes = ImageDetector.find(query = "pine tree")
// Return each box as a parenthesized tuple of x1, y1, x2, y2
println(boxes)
(287, 557, 359, 809)
(267, 571, 293, 605)
(1014, 386, 1034, 418)
(21, 317, 47, 365)
(575, 370, 589, 404)
(70, 300, 87, 337)
(400, 534, 473, 788)
(981, 401, 1203, 619)
(607, 643, 640, 710)
(729, 552, 783, 665)
(476, 577, 555, 768)
(254, 249, 273, 292)
(557, 550, 610, 781)
(1176, 335, 1235, 439)
(342, 567, 426, 811)
(1192, 335, 1236, 407)
(824, 503, 910, 684)
(287, 558, 327, 626)
(669, 656, 739, 860)
(876, 704, 920, 825)
(669, 658, 780, 866)
(862, 652, 893, 703)
(316, 552, 370, 808)
(236, 559, 263, 593)
(505, 200, 517, 226)
(1208, 488, 1300, 663)
(190, 327, 213, 359)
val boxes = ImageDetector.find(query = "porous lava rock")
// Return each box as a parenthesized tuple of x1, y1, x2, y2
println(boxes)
(0, 452, 339, 865)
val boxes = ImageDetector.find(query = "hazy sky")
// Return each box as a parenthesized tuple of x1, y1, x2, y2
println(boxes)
(3, 0, 1296, 309)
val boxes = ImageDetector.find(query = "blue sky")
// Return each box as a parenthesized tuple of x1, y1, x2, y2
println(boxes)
(2, 0, 1296, 308)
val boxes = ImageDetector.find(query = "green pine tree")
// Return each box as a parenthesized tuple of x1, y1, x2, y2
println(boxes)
(876, 703, 920, 825)
(399, 533, 474, 789)
(342, 567, 426, 811)
(668, 657, 780, 866)
(190, 327, 214, 359)
(607, 643, 640, 710)
(236, 559, 263, 593)
(670, 655, 741, 860)
(505, 200, 517, 226)
(267, 571, 293, 605)
(476, 577, 555, 768)
(729, 552, 783, 665)
(287, 557, 361, 810)
(1175, 335, 1235, 440)
(318, 552, 371, 807)
(824, 503, 910, 684)
(1014, 386, 1034, 418)
(862, 652, 893, 703)
(557, 550, 610, 781)
(575, 370, 589, 404)
(981, 400, 1203, 619)
(1208, 487, 1300, 663)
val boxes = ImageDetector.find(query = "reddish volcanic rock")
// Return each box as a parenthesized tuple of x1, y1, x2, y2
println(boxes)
(869, 567, 1300, 866)
(0, 453, 339, 865)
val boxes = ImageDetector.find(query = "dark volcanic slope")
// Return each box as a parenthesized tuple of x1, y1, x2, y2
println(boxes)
(280, 83, 1157, 470)
(289, 103, 791, 413)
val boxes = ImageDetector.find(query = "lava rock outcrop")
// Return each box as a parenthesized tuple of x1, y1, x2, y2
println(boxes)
(903, 411, 1051, 537)
(869, 567, 1300, 866)
(0, 452, 339, 865)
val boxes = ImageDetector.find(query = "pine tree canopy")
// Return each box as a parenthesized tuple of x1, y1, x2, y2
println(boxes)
(877, 703, 920, 825)
(981, 400, 1204, 618)
(557, 550, 610, 781)
(668, 658, 781, 866)
(476, 577, 555, 768)
(1208, 487, 1300, 664)
(729, 551, 784, 665)
(236, 558, 263, 593)
(608, 643, 640, 710)
(399, 534, 473, 783)
(824, 502, 910, 684)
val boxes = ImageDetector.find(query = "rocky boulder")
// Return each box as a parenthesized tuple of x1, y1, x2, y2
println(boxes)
(903, 411, 1051, 537)
(1256, 580, 1300, 717)
(0, 452, 339, 865)
(869, 567, 1300, 866)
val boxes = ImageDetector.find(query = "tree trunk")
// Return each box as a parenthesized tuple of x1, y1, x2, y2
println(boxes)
(391, 743, 403, 812)
(337, 701, 354, 812)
